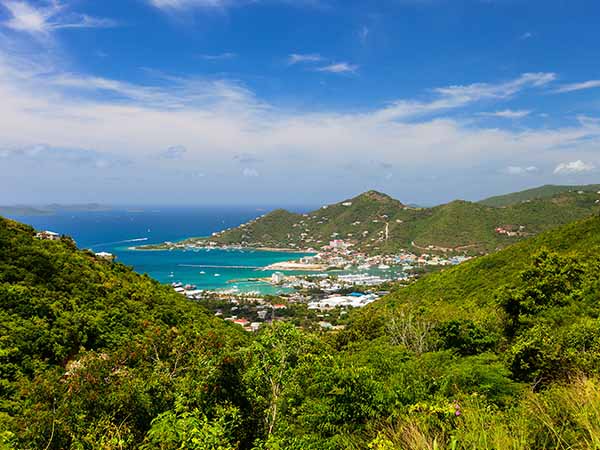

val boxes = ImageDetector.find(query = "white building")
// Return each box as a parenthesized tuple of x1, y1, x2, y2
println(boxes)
(271, 272, 285, 284)
(35, 230, 60, 241)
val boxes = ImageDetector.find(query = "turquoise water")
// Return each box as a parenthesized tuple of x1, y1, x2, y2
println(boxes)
(6, 207, 312, 294)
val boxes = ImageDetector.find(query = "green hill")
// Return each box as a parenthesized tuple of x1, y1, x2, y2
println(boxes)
(479, 183, 600, 207)
(3, 214, 600, 449)
(360, 214, 600, 324)
(157, 188, 600, 255)
(0, 216, 253, 448)
(330, 216, 600, 449)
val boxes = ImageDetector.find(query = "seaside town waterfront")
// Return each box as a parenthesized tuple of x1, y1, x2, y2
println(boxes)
(163, 236, 472, 332)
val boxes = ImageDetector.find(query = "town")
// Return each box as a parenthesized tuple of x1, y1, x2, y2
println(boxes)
(169, 237, 472, 333)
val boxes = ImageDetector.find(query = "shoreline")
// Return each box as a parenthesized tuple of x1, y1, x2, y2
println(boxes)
(132, 242, 315, 254)
(263, 261, 327, 271)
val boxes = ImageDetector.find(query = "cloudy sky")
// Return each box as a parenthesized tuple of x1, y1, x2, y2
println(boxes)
(1, 0, 600, 206)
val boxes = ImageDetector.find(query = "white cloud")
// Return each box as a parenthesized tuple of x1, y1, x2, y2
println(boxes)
(1, 143, 126, 168)
(1, 0, 116, 37)
(555, 80, 600, 94)
(242, 167, 259, 177)
(147, 0, 325, 12)
(372, 73, 554, 121)
(148, 0, 228, 9)
(288, 53, 324, 65)
(553, 160, 596, 175)
(315, 62, 358, 74)
(3, 42, 600, 204)
(504, 165, 539, 175)
(160, 145, 187, 160)
(198, 52, 237, 60)
(481, 109, 531, 119)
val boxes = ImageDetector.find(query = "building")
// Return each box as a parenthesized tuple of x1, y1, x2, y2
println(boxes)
(271, 272, 285, 284)
(35, 230, 60, 241)
(95, 252, 115, 261)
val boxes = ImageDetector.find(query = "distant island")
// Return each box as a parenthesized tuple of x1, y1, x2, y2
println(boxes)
(137, 185, 600, 255)
(0, 203, 112, 216)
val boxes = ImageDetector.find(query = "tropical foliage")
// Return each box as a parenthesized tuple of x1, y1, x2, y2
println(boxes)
(2, 215, 600, 449)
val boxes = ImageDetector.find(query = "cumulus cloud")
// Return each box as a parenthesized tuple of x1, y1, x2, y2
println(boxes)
(553, 160, 596, 175)
(555, 80, 600, 94)
(504, 165, 539, 175)
(2, 40, 600, 204)
(315, 62, 358, 74)
(159, 145, 187, 160)
(1, 0, 116, 37)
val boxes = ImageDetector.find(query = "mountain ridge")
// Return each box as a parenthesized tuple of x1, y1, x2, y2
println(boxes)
(146, 185, 600, 255)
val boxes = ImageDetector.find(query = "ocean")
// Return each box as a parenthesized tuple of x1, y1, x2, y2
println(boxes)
(6, 207, 313, 295)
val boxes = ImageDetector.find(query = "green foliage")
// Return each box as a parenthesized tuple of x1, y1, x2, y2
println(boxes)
(165, 187, 600, 255)
(3, 214, 600, 448)
(143, 405, 241, 450)
(479, 183, 600, 207)
(434, 320, 497, 356)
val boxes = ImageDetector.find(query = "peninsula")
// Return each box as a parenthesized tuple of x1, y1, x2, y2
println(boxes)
(137, 185, 600, 256)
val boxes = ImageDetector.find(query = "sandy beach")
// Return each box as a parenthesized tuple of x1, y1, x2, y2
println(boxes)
(263, 261, 327, 271)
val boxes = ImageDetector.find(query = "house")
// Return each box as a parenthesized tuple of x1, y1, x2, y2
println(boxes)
(35, 230, 60, 241)
(95, 252, 115, 261)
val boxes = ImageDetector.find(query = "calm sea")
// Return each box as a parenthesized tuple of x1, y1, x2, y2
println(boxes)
(7, 207, 313, 294)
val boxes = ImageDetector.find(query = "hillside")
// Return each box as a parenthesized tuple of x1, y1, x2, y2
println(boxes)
(331, 216, 600, 449)
(3, 215, 600, 449)
(348, 214, 600, 329)
(150, 188, 600, 255)
(479, 183, 600, 207)
(0, 216, 253, 448)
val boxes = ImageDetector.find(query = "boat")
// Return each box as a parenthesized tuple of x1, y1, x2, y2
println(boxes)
(378, 264, 391, 270)
(199, 271, 206, 274)
(214, 273, 221, 277)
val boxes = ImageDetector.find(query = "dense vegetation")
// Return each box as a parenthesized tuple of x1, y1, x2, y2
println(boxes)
(163, 187, 600, 255)
(2, 214, 600, 449)
(479, 183, 600, 207)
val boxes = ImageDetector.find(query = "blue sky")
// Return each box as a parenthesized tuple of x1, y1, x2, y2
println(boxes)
(1, 0, 600, 206)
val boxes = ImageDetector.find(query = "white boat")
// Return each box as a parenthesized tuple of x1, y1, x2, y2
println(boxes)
(214, 273, 221, 277)
(358, 264, 371, 270)
(199, 271, 206, 274)
(378, 264, 391, 270)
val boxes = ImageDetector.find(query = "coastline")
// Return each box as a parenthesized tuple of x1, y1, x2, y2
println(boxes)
(263, 261, 327, 271)
(132, 241, 315, 254)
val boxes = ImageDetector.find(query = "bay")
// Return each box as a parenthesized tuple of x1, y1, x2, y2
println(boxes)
(6, 206, 313, 294)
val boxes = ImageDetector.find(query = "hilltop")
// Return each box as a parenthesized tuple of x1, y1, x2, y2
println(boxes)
(479, 184, 600, 207)
(144, 186, 600, 255)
